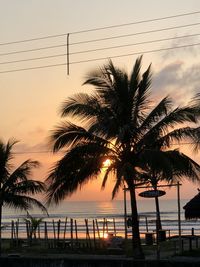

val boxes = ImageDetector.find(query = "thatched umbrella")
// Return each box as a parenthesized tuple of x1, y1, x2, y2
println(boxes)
(183, 189, 200, 220)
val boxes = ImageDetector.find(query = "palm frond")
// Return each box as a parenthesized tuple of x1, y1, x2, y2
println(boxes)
(129, 56, 142, 96)
(50, 122, 112, 152)
(131, 64, 152, 127)
(46, 142, 113, 205)
(3, 194, 47, 213)
(2, 160, 40, 191)
(157, 127, 200, 149)
(6, 180, 45, 195)
(60, 93, 101, 120)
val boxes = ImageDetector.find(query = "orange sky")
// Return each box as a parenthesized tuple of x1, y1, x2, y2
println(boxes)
(1, 0, 200, 202)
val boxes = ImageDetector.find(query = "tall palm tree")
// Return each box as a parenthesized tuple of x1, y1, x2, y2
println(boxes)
(0, 138, 46, 254)
(46, 56, 200, 259)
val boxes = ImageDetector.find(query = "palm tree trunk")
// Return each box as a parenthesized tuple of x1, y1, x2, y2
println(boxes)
(155, 195, 162, 230)
(0, 203, 2, 256)
(129, 186, 144, 259)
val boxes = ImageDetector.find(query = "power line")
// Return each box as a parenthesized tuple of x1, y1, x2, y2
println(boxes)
(0, 53, 66, 65)
(0, 44, 66, 57)
(12, 142, 200, 155)
(69, 11, 200, 35)
(70, 42, 200, 64)
(1, 22, 199, 58)
(1, 33, 199, 65)
(68, 33, 200, 55)
(70, 22, 200, 45)
(0, 42, 199, 74)
(0, 10, 200, 46)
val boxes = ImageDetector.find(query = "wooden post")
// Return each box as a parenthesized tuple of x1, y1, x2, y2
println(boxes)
(11, 220, 14, 247)
(57, 219, 61, 241)
(177, 182, 182, 254)
(63, 217, 68, 248)
(95, 219, 100, 239)
(92, 219, 96, 248)
(52, 220, 56, 247)
(145, 216, 148, 232)
(102, 218, 106, 237)
(25, 220, 29, 241)
(44, 221, 48, 247)
(74, 219, 78, 247)
(63, 217, 68, 241)
(85, 219, 91, 247)
(105, 218, 108, 234)
(191, 228, 194, 236)
(70, 218, 73, 249)
(38, 223, 41, 240)
(13, 220, 16, 240)
(16, 219, 19, 247)
(113, 218, 116, 236)
(124, 187, 128, 241)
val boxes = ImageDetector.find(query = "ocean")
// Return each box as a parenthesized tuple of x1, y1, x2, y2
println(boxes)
(1, 199, 199, 239)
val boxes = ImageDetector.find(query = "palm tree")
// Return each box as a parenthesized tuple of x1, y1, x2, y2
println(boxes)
(24, 212, 44, 242)
(0, 138, 46, 254)
(142, 149, 200, 233)
(46, 56, 200, 259)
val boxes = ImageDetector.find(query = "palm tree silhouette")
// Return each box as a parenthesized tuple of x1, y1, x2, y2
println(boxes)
(0, 138, 46, 254)
(142, 149, 200, 234)
(46, 56, 200, 259)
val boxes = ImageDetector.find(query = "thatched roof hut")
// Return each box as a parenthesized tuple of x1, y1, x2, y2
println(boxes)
(183, 189, 200, 220)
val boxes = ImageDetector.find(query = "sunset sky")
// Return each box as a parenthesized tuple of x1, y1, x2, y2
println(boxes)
(1, 0, 200, 202)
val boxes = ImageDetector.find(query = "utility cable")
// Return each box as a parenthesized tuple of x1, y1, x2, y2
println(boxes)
(13, 141, 200, 155)
(70, 22, 200, 45)
(1, 22, 199, 57)
(1, 33, 200, 65)
(0, 44, 67, 57)
(0, 10, 200, 46)
(0, 42, 199, 73)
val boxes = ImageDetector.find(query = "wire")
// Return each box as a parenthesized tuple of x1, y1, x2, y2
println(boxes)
(12, 142, 200, 155)
(69, 11, 200, 34)
(70, 33, 200, 55)
(70, 42, 200, 64)
(0, 10, 200, 46)
(70, 22, 200, 45)
(1, 33, 200, 65)
(1, 22, 199, 58)
(0, 44, 67, 57)
(0, 53, 66, 65)
(0, 62, 66, 73)
(0, 42, 199, 73)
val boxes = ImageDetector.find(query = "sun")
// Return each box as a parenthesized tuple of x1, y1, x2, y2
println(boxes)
(103, 159, 111, 168)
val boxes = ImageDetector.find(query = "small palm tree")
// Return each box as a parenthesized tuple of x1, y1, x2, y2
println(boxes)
(0, 138, 46, 254)
(24, 212, 44, 241)
(46, 57, 200, 259)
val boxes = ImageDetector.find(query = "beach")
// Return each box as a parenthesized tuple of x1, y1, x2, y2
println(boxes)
(1, 199, 198, 239)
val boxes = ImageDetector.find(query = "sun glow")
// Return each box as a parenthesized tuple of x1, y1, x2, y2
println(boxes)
(100, 232, 108, 239)
(103, 159, 111, 168)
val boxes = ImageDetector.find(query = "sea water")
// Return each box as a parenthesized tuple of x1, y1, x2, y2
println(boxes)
(1, 199, 199, 238)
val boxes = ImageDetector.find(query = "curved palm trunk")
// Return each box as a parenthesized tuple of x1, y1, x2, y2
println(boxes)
(0, 203, 2, 256)
(153, 182, 162, 231)
(129, 186, 144, 259)
(155, 195, 162, 231)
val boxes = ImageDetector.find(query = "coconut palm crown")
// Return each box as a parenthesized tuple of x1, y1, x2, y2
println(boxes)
(46, 56, 200, 258)
(0, 138, 47, 253)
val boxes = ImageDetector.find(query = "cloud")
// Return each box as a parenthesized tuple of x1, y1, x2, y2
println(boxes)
(162, 34, 200, 60)
(152, 61, 200, 106)
(14, 140, 49, 154)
